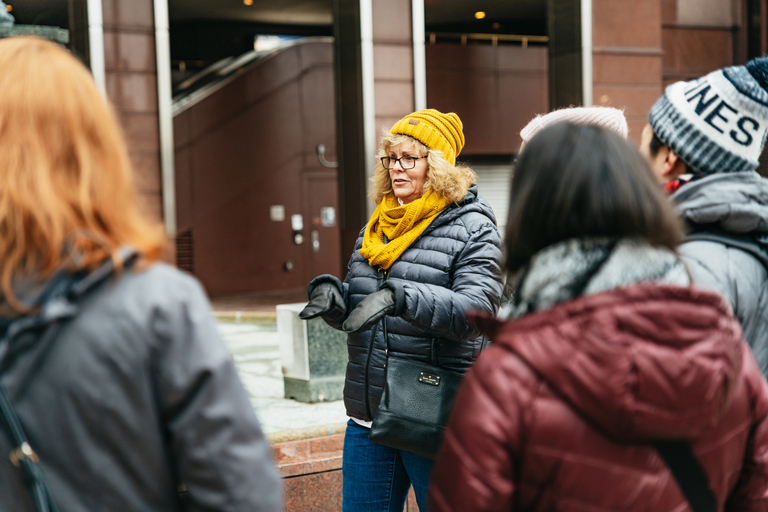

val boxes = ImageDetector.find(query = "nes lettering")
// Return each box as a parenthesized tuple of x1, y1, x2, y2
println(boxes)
(684, 81, 761, 147)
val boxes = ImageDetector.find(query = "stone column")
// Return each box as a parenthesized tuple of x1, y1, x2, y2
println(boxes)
(68, 0, 90, 64)
(332, 0, 423, 271)
(548, 0, 584, 109)
(101, 0, 164, 224)
(548, 0, 663, 143)
(371, 0, 418, 137)
(333, 0, 370, 270)
(591, 0, 663, 142)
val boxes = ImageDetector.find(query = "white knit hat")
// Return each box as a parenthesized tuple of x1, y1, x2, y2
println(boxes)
(520, 106, 628, 143)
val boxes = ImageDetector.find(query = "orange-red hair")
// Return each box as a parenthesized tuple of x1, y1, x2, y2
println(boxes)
(0, 37, 165, 309)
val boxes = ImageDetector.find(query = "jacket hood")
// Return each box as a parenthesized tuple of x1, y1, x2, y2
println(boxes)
(2, 248, 139, 340)
(672, 172, 768, 235)
(470, 284, 744, 442)
(434, 184, 498, 227)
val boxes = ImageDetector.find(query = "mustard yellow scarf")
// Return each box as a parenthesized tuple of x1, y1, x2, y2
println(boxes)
(359, 190, 450, 269)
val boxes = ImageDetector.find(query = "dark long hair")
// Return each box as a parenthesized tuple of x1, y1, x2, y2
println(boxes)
(505, 122, 683, 272)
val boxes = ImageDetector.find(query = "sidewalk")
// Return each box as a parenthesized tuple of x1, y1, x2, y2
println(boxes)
(210, 290, 348, 442)
(218, 321, 348, 439)
(210, 291, 419, 511)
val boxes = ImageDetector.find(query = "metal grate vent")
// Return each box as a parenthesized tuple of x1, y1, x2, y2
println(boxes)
(176, 229, 194, 273)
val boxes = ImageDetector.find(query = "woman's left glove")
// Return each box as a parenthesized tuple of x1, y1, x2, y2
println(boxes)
(342, 281, 406, 333)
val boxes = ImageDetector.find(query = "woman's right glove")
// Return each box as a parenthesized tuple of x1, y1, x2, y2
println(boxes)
(342, 281, 405, 333)
(299, 276, 346, 320)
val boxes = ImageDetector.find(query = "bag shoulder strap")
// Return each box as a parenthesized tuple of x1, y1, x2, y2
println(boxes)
(499, 333, 714, 511)
(686, 229, 768, 274)
(0, 379, 59, 512)
(654, 441, 716, 512)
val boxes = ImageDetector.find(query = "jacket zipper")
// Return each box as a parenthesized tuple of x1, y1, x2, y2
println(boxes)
(364, 267, 389, 420)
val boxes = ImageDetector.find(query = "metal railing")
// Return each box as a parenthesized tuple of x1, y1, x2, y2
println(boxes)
(428, 32, 549, 47)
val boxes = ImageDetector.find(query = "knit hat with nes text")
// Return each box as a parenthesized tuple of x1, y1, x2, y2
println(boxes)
(648, 57, 768, 175)
(390, 109, 465, 165)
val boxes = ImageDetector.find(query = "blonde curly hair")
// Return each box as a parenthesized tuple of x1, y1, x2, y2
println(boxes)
(369, 131, 476, 204)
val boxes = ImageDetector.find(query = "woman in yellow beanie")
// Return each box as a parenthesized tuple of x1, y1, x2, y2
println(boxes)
(300, 109, 503, 511)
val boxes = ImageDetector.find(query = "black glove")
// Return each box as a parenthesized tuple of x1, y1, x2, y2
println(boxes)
(342, 281, 405, 333)
(299, 282, 346, 320)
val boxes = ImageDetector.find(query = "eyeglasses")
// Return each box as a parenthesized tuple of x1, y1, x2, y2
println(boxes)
(380, 155, 426, 170)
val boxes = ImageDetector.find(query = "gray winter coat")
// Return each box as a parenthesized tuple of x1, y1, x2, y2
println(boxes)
(312, 186, 504, 421)
(672, 171, 768, 375)
(0, 251, 281, 512)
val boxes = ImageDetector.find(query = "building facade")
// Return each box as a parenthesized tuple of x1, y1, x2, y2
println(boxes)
(16, 0, 767, 298)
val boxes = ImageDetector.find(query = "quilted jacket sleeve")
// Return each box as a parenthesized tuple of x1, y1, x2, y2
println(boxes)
(154, 275, 282, 512)
(725, 348, 768, 511)
(428, 343, 531, 512)
(680, 240, 768, 375)
(398, 219, 503, 342)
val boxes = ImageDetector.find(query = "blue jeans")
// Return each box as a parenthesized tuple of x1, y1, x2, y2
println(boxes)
(342, 419, 433, 512)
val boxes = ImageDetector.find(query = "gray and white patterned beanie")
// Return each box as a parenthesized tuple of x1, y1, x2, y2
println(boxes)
(648, 57, 768, 175)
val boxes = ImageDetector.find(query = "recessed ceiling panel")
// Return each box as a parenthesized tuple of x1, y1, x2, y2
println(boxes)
(424, 0, 544, 24)
(9, 0, 67, 27)
(169, 0, 334, 25)
(168, 0, 545, 26)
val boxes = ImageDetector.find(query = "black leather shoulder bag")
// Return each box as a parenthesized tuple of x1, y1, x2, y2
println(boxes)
(0, 379, 59, 512)
(368, 314, 471, 460)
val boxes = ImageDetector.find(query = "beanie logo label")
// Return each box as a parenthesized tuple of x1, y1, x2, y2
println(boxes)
(683, 80, 762, 148)
(409, 119, 419, 125)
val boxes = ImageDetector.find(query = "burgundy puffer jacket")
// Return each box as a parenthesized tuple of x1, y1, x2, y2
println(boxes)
(429, 284, 768, 511)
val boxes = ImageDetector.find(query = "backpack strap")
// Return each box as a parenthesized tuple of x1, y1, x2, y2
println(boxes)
(686, 229, 768, 273)
(654, 441, 716, 512)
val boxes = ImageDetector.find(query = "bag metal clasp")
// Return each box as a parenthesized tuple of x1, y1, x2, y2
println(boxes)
(10, 442, 38, 467)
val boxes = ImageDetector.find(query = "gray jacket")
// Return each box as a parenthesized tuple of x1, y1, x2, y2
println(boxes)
(313, 186, 504, 421)
(672, 172, 768, 375)
(0, 251, 281, 511)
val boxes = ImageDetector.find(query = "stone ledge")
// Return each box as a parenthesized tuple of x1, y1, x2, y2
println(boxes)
(272, 432, 345, 510)
(272, 432, 344, 478)
(213, 310, 277, 325)
(270, 428, 420, 511)
(267, 422, 347, 444)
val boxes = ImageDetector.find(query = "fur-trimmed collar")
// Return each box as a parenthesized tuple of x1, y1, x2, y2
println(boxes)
(500, 238, 690, 319)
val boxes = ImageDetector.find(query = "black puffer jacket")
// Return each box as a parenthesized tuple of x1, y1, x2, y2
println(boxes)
(311, 186, 503, 421)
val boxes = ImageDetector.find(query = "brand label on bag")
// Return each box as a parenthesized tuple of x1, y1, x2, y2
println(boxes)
(419, 371, 440, 386)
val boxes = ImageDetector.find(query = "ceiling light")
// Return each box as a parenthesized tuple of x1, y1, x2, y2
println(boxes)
(475, 11, 486, 20)
(243, 0, 253, 5)
(6, 4, 11, 12)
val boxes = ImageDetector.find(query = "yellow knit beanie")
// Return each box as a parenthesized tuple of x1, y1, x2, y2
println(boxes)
(390, 109, 465, 165)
